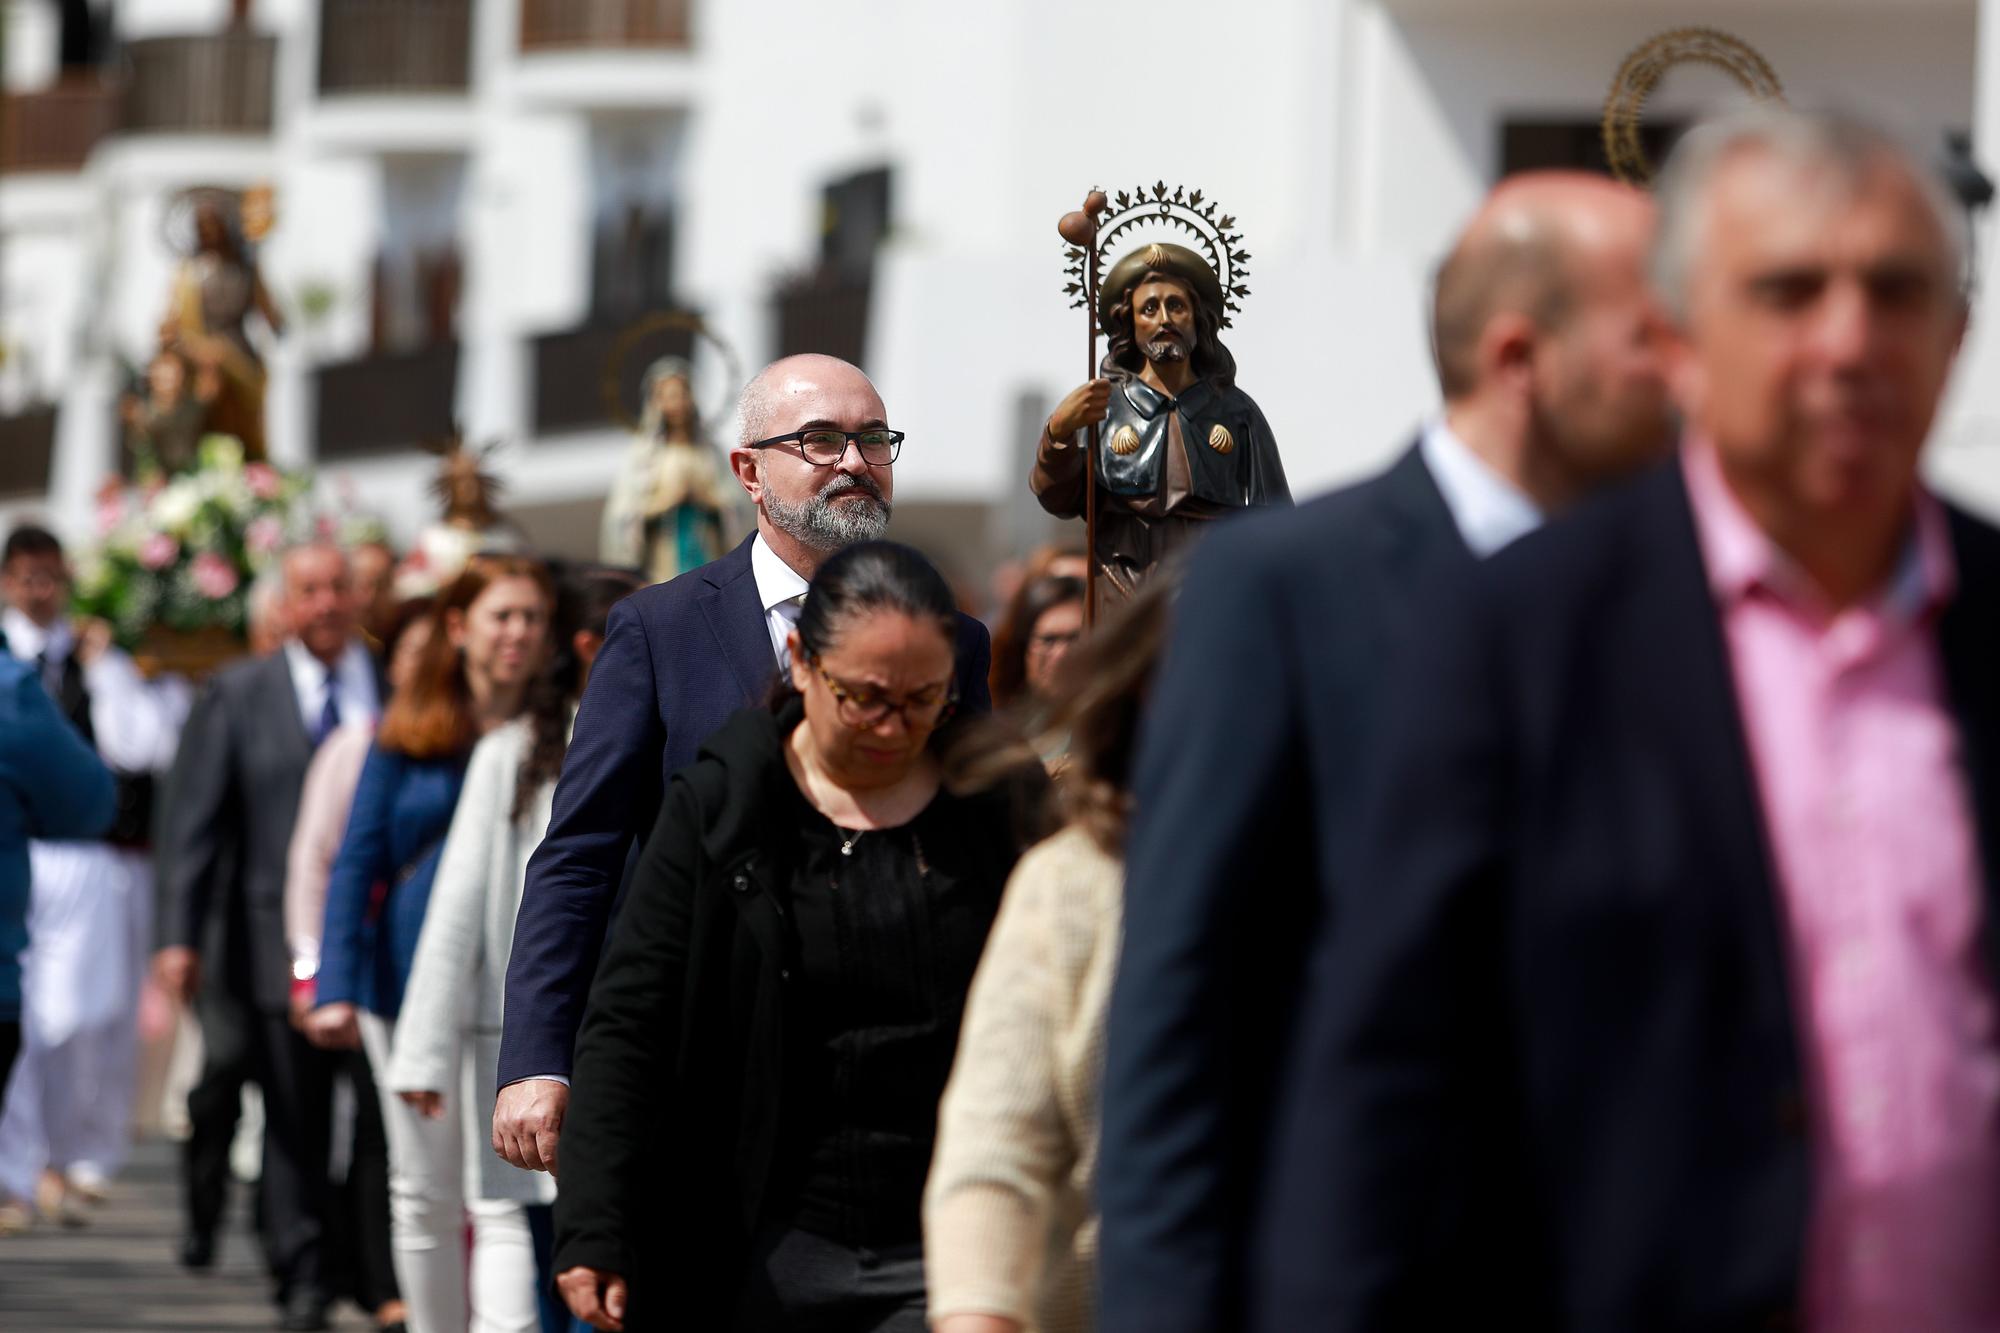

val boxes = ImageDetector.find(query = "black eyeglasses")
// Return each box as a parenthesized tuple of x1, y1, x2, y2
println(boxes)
(751, 428, 905, 467)
(807, 653, 958, 728)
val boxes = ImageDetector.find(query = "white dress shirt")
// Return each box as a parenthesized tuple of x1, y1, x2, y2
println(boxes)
(749, 531, 812, 669)
(283, 639, 381, 736)
(1419, 416, 1543, 559)
(2, 607, 190, 772)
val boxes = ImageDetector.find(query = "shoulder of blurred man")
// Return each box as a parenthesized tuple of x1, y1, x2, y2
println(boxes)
(1463, 454, 1688, 635)
(1179, 438, 1461, 610)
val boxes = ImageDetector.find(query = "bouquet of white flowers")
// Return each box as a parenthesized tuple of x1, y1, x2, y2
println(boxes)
(74, 435, 315, 658)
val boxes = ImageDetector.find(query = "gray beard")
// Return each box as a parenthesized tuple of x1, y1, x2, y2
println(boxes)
(763, 474, 892, 551)
(1143, 338, 1188, 364)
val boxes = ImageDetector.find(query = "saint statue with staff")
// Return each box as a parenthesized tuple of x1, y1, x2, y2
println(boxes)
(1034, 185, 1290, 613)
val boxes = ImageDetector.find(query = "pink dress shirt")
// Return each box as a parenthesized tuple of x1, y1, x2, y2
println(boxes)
(1683, 440, 2000, 1331)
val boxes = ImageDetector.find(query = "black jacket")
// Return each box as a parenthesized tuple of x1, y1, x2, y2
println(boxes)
(1100, 443, 1470, 1333)
(553, 699, 1046, 1328)
(1254, 460, 2000, 1330)
(501, 533, 993, 1085)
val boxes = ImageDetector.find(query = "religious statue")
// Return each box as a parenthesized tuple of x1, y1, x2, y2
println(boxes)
(600, 355, 744, 581)
(1037, 188, 1289, 608)
(397, 432, 525, 597)
(119, 348, 216, 481)
(156, 190, 284, 465)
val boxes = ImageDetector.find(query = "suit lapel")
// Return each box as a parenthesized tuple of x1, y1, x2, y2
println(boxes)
(1936, 508, 2000, 982)
(700, 538, 782, 706)
(1629, 465, 1801, 1062)
(264, 651, 314, 765)
(1376, 439, 1474, 569)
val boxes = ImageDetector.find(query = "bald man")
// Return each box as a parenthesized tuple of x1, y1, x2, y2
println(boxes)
(1098, 172, 1672, 1333)
(494, 355, 993, 1171)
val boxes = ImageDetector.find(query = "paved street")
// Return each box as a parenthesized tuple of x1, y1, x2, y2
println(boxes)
(0, 1139, 371, 1333)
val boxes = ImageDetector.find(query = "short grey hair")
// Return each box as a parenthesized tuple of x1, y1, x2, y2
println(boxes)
(1651, 106, 1969, 321)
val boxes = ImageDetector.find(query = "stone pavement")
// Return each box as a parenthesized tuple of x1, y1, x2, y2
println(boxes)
(0, 1138, 372, 1333)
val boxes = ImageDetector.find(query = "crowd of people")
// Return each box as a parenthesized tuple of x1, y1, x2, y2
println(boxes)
(0, 102, 1994, 1333)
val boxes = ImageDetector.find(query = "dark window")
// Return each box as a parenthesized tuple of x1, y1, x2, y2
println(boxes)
(774, 166, 892, 367)
(1499, 118, 1684, 180)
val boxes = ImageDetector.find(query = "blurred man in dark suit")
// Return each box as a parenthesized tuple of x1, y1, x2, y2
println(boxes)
(1099, 171, 1672, 1333)
(1259, 109, 2000, 1331)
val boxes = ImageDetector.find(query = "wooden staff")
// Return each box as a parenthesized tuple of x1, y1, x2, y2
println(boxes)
(1058, 190, 1109, 626)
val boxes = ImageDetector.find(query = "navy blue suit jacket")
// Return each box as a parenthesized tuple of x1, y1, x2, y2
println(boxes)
(1100, 444, 1470, 1333)
(498, 534, 993, 1084)
(1252, 462, 2000, 1329)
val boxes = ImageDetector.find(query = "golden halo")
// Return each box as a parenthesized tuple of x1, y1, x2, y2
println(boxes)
(599, 310, 742, 434)
(1602, 28, 1784, 186)
(1060, 182, 1251, 328)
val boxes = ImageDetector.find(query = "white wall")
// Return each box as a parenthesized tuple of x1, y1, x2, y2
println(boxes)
(13, 0, 2000, 548)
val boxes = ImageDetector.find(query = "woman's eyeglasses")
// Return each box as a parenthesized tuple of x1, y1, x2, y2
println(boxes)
(807, 654, 959, 729)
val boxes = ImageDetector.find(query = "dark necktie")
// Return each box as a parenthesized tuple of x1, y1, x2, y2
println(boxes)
(315, 667, 341, 747)
(38, 648, 94, 746)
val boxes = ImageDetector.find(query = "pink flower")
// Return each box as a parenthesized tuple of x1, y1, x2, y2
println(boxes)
(246, 515, 285, 556)
(191, 551, 240, 600)
(246, 463, 283, 501)
(138, 533, 179, 570)
(95, 494, 126, 536)
(316, 515, 336, 540)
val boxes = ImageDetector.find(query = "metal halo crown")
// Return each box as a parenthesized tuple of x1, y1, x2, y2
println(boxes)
(1062, 182, 1252, 328)
(1601, 28, 1784, 186)
(599, 309, 743, 434)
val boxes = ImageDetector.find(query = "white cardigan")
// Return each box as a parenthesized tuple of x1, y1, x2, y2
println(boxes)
(388, 715, 557, 1204)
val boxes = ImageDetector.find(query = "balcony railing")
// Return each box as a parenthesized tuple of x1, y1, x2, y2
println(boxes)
(0, 407, 58, 500)
(319, 0, 473, 95)
(314, 342, 460, 461)
(520, 0, 690, 51)
(1, 83, 119, 173)
(122, 33, 277, 134)
(530, 317, 695, 436)
(774, 275, 871, 370)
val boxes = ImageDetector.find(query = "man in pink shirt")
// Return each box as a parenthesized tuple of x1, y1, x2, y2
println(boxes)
(1257, 109, 2000, 1332)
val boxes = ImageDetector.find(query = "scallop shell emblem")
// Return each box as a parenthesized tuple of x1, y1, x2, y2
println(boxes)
(1208, 424, 1236, 455)
(1109, 425, 1142, 456)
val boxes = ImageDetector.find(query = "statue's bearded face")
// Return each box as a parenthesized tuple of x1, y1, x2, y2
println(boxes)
(1131, 276, 1198, 365)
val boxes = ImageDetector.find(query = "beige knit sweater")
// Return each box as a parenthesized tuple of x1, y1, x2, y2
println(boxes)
(924, 825, 1124, 1333)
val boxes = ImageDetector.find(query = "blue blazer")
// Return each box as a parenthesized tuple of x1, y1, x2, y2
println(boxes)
(316, 743, 468, 1019)
(498, 535, 993, 1084)
(1100, 445, 1470, 1333)
(0, 649, 114, 1020)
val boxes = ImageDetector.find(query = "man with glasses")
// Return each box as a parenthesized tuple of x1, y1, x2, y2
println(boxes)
(495, 353, 993, 1175)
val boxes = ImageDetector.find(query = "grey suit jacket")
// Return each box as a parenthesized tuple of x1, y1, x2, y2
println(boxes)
(158, 651, 331, 1011)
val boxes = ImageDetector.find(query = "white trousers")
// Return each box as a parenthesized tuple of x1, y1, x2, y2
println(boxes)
(359, 1013, 539, 1333)
(0, 845, 151, 1199)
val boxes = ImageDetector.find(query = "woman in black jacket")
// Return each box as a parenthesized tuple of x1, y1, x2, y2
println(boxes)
(555, 541, 1047, 1332)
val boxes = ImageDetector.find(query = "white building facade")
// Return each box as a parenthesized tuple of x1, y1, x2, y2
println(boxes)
(4, 0, 1998, 596)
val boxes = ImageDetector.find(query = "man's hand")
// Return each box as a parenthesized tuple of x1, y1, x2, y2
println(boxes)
(1047, 378, 1112, 444)
(303, 1001, 360, 1051)
(152, 947, 201, 1006)
(493, 1078, 568, 1174)
(936, 1318, 1024, 1333)
(73, 618, 114, 670)
(399, 1090, 445, 1120)
(557, 1266, 627, 1331)
(287, 986, 315, 1034)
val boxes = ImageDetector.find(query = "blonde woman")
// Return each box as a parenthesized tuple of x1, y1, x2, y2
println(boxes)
(925, 578, 1177, 1333)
